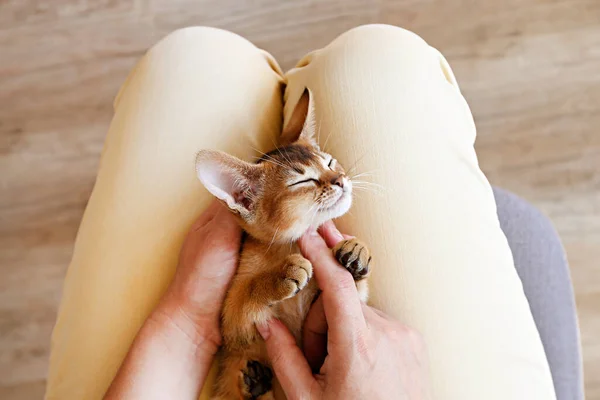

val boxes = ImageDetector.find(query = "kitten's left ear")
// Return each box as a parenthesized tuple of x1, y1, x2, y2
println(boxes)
(281, 88, 318, 147)
(195, 150, 263, 218)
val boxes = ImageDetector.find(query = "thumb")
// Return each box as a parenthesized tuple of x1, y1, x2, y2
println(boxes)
(257, 319, 319, 400)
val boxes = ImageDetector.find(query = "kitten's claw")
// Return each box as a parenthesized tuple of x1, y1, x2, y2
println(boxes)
(241, 360, 273, 399)
(274, 254, 313, 301)
(333, 238, 372, 280)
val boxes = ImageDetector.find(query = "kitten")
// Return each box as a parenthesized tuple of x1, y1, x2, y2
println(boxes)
(195, 90, 372, 400)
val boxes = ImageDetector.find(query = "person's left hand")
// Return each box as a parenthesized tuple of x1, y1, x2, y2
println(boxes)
(105, 201, 241, 399)
(160, 200, 241, 347)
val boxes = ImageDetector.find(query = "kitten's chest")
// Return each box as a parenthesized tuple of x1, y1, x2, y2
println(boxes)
(275, 280, 318, 340)
(238, 240, 317, 340)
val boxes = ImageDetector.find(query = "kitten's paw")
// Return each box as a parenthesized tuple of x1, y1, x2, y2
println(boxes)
(333, 238, 372, 280)
(240, 360, 273, 399)
(274, 254, 313, 301)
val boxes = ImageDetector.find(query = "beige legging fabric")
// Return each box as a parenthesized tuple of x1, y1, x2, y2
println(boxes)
(46, 25, 555, 400)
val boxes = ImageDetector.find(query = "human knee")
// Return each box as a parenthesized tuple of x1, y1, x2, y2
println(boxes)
(336, 24, 427, 49)
(307, 23, 455, 97)
(149, 26, 257, 59)
(326, 24, 433, 66)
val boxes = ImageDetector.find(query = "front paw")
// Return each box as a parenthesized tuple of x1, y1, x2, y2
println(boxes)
(333, 238, 372, 280)
(273, 254, 313, 302)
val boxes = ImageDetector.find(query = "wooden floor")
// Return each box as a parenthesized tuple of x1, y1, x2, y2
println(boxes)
(0, 0, 598, 398)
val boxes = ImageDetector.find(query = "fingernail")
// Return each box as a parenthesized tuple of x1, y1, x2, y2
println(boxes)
(308, 228, 319, 237)
(256, 321, 271, 340)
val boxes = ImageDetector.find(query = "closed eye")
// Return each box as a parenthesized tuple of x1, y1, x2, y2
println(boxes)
(328, 158, 334, 168)
(289, 178, 319, 187)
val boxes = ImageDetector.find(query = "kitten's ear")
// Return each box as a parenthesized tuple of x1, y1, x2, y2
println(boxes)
(281, 88, 318, 147)
(195, 150, 263, 217)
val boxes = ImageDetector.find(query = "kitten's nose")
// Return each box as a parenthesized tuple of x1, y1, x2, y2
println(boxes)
(331, 174, 344, 188)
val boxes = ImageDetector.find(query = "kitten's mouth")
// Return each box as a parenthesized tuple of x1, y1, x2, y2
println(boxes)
(320, 189, 351, 213)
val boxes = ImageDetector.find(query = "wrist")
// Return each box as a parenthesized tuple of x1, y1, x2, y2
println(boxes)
(106, 293, 220, 399)
(151, 292, 223, 357)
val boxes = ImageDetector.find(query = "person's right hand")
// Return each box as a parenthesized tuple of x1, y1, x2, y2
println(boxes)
(256, 221, 431, 400)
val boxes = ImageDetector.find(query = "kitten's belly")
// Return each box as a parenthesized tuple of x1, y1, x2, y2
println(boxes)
(274, 279, 318, 343)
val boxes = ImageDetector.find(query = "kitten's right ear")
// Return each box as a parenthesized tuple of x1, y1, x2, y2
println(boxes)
(281, 88, 317, 147)
(195, 150, 263, 217)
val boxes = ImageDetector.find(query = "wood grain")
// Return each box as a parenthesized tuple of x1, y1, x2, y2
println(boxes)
(1, 0, 598, 398)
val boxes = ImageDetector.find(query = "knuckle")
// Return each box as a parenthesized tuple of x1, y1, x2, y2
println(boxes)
(270, 349, 286, 367)
(354, 332, 376, 366)
(354, 333, 370, 357)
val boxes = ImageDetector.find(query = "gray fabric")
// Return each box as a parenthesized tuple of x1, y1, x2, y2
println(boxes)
(493, 187, 584, 400)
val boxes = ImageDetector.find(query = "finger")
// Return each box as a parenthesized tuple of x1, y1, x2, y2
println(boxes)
(317, 220, 354, 248)
(302, 294, 327, 372)
(175, 203, 241, 308)
(190, 200, 221, 231)
(257, 319, 318, 399)
(211, 201, 240, 232)
(318, 220, 344, 248)
(203, 203, 242, 263)
(298, 232, 367, 349)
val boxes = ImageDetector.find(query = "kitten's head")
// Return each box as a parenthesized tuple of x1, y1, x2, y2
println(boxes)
(195, 90, 352, 243)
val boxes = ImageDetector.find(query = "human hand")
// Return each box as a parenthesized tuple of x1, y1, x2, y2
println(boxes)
(160, 200, 241, 348)
(256, 221, 431, 400)
(105, 201, 241, 399)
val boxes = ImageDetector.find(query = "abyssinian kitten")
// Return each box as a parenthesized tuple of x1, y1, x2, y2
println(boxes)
(195, 90, 372, 400)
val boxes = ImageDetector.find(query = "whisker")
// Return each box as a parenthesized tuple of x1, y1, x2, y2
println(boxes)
(267, 136, 294, 166)
(352, 182, 387, 192)
(308, 206, 321, 229)
(322, 126, 333, 152)
(347, 162, 367, 177)
(351, 180, 385, 189)
(349, 169, 381, 180)
(300, 203, 318, 221)
(249, 146, 289, 168)
(346, 149, 376, 177)
(352, 185, 386, 195)
(249, 144, 274, 156)
(249, 145, 276, 161)
(350, 172, 373, 178)
(316, 117, 323, 147)
(262, 158, 287, 169)
(265, 227, 280, 254)
(266, 135, 293, 165)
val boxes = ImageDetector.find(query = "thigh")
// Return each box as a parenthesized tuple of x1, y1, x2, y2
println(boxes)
(494, 187, 584, 400)
(46, 27, 283, 400)
(285, 24, 555, 399)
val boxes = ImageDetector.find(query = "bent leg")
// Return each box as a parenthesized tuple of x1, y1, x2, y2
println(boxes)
(45, 27, 283, 400)
(284, 24, 555, 399)
(494, 187, 583, 400)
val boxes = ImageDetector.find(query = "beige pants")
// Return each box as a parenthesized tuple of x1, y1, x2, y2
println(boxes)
(46, 25, 555, 400)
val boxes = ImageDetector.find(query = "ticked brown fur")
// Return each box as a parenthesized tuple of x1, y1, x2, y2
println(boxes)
(196, 90, 372, 400)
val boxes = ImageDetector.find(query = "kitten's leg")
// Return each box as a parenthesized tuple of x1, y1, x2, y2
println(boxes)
(216, 255, 311, 399)
(213, 353, 275, 400)
(242, 360, 274, 399)
(221, 254, 313, 348)
(332, 238, 372, 302)
(260, 254, 314, 304)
